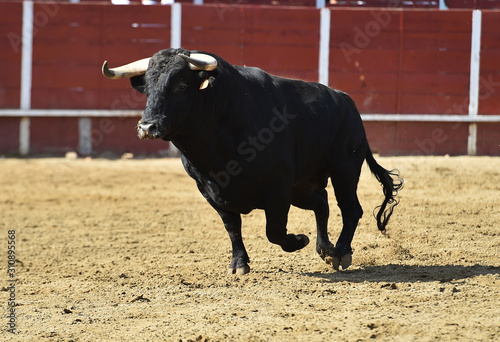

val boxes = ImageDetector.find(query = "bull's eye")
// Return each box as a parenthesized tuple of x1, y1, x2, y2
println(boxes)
(177, 83, 188, 92)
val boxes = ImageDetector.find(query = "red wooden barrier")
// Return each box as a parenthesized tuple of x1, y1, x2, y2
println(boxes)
(364, 121, 470, 155)
(447, 0, 500, 9)
(0, 2, 498, 156)
(31, 3, 169, 109)
(0, 118, 20, 154)
(178, 0, 439, 8)
(400, 10, 471, 115)
(0, 2, 22, 109)
(90, 117, 169, 155)
(329, 9, 402, 114)
(30, 117, 80, 154)
(182, 4, 320, 81)
(329, 9, 472, 115)
(0, 2, 22, 154)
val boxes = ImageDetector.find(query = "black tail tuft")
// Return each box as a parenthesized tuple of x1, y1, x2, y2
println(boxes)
(365, 148, 404, 233)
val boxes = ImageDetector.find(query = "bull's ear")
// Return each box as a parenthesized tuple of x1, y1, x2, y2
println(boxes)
(130, 75, 146, 93)
(198, 71, 217, 90)
(207, 76, 216, 88)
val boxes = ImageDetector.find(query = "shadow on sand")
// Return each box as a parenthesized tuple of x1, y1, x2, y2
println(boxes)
(303, 264, 500, 283)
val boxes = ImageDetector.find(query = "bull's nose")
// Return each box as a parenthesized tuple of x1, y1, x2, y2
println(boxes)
(139, 123, 154, 132)
(137, 122, 158, 139)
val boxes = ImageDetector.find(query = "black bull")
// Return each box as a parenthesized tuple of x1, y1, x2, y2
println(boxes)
(102, 48, 403, 274)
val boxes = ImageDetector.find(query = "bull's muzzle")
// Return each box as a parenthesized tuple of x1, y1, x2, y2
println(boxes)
(137, 122, 161, 139)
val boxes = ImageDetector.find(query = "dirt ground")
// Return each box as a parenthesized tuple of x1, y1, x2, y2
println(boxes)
(1, 155, 499, 341)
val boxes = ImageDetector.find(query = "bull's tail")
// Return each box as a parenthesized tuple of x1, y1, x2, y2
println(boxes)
(365, 145, 404, 233)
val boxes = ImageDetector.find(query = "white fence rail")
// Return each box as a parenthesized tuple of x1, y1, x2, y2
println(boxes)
(1, 110, 500, 122)
(2, 109, 498, 156)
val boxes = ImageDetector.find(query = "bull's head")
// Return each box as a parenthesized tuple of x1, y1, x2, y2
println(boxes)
(102, 49, 218, 140)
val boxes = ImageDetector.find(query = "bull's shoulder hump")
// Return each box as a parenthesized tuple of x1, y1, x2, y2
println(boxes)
(235, 66, 340, 101)
(236, 66, 274, 84)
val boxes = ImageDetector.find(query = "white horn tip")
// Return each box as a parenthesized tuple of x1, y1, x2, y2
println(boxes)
(102, 60, 115, 79)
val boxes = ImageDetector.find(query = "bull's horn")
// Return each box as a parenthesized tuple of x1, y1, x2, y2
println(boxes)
(179, 53, 217, 71)
(102, 57, 151, 79)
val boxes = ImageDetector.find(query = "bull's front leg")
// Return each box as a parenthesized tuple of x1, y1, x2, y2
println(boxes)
(217, 210, 250, 275)
(265, 200, 310, 252)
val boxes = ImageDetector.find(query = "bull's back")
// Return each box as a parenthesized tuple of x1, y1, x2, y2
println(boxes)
(239, 67, 343, 139)
(227, 66, 366, 196)
(263, 76, 365, 177)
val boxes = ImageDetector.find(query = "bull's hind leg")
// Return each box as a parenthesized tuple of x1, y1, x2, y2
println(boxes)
(328, 160, 364, 270)
(291, 188, 336, 265)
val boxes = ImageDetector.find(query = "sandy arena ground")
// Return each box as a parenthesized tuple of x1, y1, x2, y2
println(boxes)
(1, 155, 499, 341)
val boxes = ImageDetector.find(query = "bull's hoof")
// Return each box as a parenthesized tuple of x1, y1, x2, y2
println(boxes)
(228, 256, 250, 275)
(317, 243, 352, 271)
(228, 265, 250, 275)
(281, 234, 310, 252)
(317, 242, 336, 261)
(340, 253, 352, 269)
(297, 234, 310, 248)
(328, 253, 352, 271)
